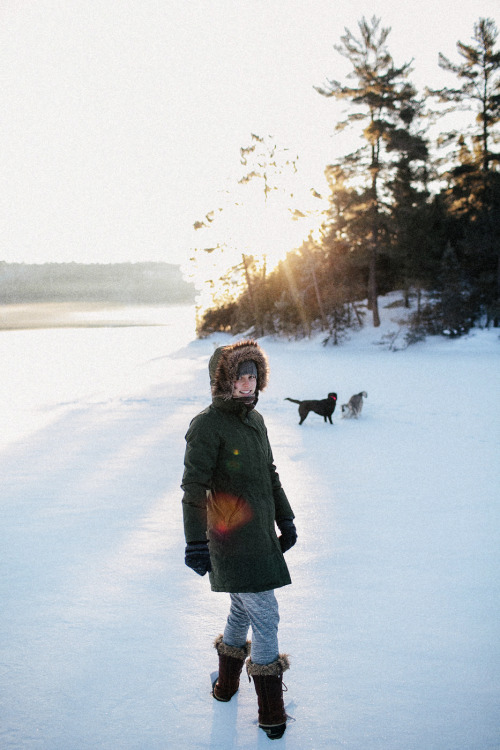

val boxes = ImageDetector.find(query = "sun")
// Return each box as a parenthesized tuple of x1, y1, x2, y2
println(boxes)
(185, 158, 329, 311)
(219, 178, 327, 271)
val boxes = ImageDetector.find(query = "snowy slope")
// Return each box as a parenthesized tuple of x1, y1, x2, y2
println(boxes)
(0, 299, 499, 749)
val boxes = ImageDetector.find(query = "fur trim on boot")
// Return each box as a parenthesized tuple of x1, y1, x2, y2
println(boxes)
(247, 655, 290, 740)
(214, 634, 251, 661)
(246, 654, 290, 677)
(212, 635, 251, 702)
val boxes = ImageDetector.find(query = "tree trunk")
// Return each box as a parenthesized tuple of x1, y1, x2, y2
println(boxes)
(242, 254, 263, 336)
(309, 259, 328, 331)
(368, 242, 381, 327)
(368, 167, 381, 328)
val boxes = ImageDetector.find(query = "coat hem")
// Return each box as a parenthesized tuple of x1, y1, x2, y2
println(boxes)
(210, 579, 292, 594)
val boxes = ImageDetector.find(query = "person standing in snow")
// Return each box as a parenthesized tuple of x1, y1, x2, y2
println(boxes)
(181, 339, 297, 740)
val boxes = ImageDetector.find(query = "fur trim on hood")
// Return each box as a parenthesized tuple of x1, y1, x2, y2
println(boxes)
(209, 340, 269, 400)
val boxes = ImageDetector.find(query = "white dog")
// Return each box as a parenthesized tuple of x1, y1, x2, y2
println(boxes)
(341, 391, 367, 418)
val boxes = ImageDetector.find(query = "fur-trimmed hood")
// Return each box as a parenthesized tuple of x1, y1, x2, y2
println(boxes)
(209, 340, 269, 401)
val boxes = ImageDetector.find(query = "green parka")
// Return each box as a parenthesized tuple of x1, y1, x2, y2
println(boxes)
(181, 340, 294, 593)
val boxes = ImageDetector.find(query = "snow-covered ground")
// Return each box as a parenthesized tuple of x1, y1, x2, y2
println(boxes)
(1, 299, 499, 750)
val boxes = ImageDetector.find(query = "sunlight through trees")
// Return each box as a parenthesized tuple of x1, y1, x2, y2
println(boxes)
(187, 17, 499, 342)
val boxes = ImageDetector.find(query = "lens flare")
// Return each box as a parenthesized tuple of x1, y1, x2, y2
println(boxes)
(208, 492, 253, 537)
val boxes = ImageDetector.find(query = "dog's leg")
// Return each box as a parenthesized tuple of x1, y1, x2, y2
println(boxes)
(298, 407, 308, 425)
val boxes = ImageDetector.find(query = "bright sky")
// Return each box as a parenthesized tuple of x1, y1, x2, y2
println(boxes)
(0, 0, 497, 267)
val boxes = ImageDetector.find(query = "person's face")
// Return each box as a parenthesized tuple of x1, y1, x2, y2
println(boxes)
(232, 373, 257, 398)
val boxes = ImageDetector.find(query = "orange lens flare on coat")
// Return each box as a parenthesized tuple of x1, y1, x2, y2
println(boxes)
(208, 493, 253, 537)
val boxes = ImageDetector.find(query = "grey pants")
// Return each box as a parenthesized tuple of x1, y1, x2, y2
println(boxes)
(223, 590, 280, 665)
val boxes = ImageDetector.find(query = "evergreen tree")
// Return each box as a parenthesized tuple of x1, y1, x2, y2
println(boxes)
(432, 18, 500, 324)
(385, 111, 436, 304)
(434, 18, 500, 174)
(316, 16, 420, 326)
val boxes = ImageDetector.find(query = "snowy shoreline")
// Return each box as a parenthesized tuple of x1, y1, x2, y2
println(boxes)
(0, 302, 190, 330)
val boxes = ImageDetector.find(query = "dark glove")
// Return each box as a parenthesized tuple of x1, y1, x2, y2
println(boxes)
(277, 518, 297, 553)
(185, 541, 212, 576)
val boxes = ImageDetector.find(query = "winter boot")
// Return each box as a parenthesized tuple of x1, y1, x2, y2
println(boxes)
(246, 654, 290, 740)
(212, 634, 251, 702)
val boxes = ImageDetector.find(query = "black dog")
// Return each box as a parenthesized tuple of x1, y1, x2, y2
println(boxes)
(285, 393, 338, 425)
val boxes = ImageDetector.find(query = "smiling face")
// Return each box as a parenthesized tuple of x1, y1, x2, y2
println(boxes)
(232, 373, 257, 398)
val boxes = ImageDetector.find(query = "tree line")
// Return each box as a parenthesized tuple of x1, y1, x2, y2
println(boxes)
(192, 17, 500, 344)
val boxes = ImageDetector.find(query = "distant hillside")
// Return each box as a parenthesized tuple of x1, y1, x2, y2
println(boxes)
(0, 262, 195, 304)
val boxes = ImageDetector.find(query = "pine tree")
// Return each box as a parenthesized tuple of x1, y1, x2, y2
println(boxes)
(316, 16, 420, 326)
(431, 18, 500, 322)
(435, 18, 500, 174)
(385, 109, 435, 305)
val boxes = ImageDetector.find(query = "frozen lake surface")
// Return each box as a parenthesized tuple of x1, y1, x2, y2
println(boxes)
(0, 299, 499, 749)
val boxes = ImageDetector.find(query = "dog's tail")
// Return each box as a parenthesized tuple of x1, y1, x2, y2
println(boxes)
(285, 397, 301, 404)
